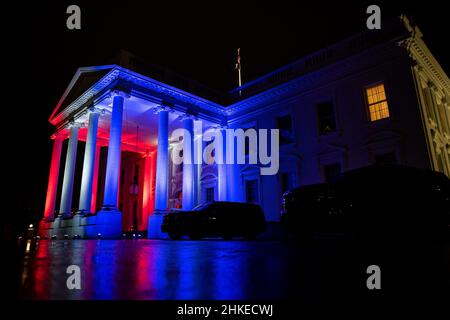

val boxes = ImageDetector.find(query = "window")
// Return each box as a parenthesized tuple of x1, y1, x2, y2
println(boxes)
(206, 187, 215, 202)
(375, 152, 397, 165)
(317, 101, 337, 134)
(245, 179, 259, 203)
(365, 83, 390, 122)
(276, 115, 294, 145)
(176, 149, 183, 173)
(280, 172, 295, 194)
(323, 163, 341, 182)
(243, 126, 257, 156)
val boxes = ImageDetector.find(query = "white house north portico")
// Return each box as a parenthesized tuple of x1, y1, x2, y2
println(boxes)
(39, 65, 233, 238)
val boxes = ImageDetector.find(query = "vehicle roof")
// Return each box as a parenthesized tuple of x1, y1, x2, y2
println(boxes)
(285, 165, 449, 194)
(339, 164, 449, 181)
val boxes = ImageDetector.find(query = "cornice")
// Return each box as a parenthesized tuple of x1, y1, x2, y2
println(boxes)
(50, 65, 228, 128)
(226, 43, 404, 124)
(406, 36, 450, 94)
(50, 68, 120, 127)
(49, 18, 449, 132)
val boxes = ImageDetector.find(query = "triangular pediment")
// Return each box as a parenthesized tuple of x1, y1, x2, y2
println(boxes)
(49, 65, 115, 125)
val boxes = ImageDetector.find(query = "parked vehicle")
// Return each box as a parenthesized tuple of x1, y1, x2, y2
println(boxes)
(281, 165, 450, 241)
(161, 201, 267, 240)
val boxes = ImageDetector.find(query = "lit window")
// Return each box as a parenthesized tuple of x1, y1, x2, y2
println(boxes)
(365, 83, 390, 122)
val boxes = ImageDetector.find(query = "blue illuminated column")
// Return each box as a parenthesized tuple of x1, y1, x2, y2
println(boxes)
(59, 122, 81, 217)
(154, 107, 169, 213)
(215, 127, 227, 201)
(148, 106, 170, 239)
(182, 116, 195, 210)
(78, 109, 100, 212)
(94, 91, 127, 239)
(193, 120, 203, 206)
(102, 92, 126, 209)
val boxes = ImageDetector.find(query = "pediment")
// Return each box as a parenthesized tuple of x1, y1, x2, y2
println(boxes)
(48, 65, 115, 125)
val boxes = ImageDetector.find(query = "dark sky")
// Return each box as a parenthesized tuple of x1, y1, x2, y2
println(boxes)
(6, 1, 449, 223)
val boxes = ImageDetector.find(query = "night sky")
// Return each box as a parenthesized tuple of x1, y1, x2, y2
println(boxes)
(6, 1, 449, 227)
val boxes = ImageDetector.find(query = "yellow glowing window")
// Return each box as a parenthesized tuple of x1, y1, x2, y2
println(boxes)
(365, 83, 390, 121)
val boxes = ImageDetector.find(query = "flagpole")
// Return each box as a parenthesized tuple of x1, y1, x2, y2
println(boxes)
(236, 48, 242, 96)
(238, 58, 242, 87)
(238, 68, 242, 96)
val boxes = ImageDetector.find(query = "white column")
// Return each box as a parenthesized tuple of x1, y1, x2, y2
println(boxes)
(43, 134, 64, 220)
(79, 109, 100, 212)
(148, 105, 170, 239)
(182, 116, 195, 210)
(215, 127, 227, 201)
(102, 92, 126, 209)
(193, 120, 203, 206)
(94, 91, 127, 239)
(90, 145, 101, 213)
(154, 107, 169, 213)
(59, 123, 81, 217)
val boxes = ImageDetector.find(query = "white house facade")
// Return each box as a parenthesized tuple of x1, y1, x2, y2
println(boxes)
(38, 16, 450, 239)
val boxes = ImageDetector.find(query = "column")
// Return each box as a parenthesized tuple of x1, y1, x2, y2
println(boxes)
(182, 116, 194, 210)
(215, 127, 227, 201)
(102, 92, 126, 209)
(59, 123, 81, 217)
(79, 110, 100, 212)
(193, 120, 203, 206)
(154, 108, 169, 213)
(43, 134, 64, 220)
(90, 145, 101, 213)
(94, 91, 127, 239)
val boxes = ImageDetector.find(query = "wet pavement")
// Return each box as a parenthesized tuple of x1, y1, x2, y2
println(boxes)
(16, 238, 450, 300)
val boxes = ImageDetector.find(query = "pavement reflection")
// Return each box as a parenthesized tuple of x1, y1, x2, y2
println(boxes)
(17, 238, 449, 300)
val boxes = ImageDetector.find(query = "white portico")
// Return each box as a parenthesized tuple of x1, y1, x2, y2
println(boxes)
(39, 63, 230, 239)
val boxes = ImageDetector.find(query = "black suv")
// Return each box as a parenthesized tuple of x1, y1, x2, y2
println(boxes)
(281, 165, 450, 241)
(161, 201, 266, 240)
